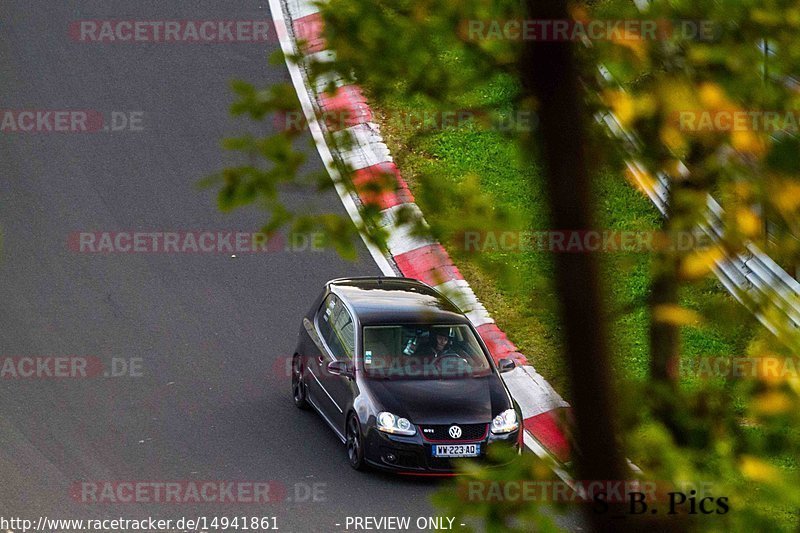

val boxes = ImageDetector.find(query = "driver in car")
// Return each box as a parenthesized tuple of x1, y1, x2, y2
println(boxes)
(410, 327, 472, 378)
(417, 327, 453, 358)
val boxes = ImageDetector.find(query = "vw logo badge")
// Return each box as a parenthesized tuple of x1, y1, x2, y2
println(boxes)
(448, 425, 462, 439)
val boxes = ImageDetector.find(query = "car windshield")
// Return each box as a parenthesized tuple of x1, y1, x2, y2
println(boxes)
(362, 324, 492, 380)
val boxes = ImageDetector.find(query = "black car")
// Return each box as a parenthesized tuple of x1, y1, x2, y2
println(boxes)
(291, 277, 523, 473)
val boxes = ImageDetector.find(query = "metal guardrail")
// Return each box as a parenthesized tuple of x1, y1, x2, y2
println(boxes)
(609, 0, 800, 345)
(598, 104, 800, 342)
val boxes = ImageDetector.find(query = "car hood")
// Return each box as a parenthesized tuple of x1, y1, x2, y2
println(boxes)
(365, 374, 511, 425)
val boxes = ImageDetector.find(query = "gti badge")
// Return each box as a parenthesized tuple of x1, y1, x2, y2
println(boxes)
(448, 425, 462, 439)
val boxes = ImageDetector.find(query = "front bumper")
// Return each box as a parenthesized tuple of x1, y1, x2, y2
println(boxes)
(363, 424, 521, 473)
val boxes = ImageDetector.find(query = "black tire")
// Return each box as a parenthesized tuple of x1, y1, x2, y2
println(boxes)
(291, 354, 310, 410)
(346, 414, 366, 471)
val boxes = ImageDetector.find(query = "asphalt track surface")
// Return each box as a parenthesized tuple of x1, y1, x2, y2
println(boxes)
(0, 2, 583, 532)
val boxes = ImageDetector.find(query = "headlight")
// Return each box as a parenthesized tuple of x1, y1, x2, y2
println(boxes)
(377, 411, 416, 436)
(491, 409, 519, 434)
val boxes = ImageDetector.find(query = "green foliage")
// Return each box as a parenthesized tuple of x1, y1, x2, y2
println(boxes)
(200, 77, 370, 259)
(319, 0, 800, 530)
(431, 448, 564, 533)
(322, 0, 521, 101)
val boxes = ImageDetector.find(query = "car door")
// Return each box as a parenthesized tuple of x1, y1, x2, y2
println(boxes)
(313, 294, 356, 429)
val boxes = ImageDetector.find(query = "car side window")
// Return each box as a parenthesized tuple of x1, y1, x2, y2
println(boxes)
(317, 294, 355, 361)
(317, 294, 336, 345)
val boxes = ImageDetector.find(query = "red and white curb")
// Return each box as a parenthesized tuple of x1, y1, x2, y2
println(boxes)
(270, 0, 574, 482)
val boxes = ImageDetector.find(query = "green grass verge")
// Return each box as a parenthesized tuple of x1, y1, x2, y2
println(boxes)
(369, 78, 754, 396)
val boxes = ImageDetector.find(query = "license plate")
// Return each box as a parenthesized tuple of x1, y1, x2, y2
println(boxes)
(432, 444, 480, 457)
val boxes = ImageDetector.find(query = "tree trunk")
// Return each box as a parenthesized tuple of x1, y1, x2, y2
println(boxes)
(520, 0, 629, 529)
(649, 211, 681, 386)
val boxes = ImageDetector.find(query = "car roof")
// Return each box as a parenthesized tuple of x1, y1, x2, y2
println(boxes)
(327, 277, 470, 326)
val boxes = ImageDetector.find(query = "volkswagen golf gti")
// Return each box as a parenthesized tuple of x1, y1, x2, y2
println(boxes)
(291, 277, 523, 473)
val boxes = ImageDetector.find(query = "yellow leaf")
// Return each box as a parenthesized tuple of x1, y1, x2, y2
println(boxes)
(740, 455, 780, 483)
(679, 247, 724, 280)
(731, 130, 767, 157)
(652, 304, 702, 326)
(735, 207, 762, 238)
(753, 355, 792, 385)
(750, 9, 783, 26)
(698, 82, 734, 111)
(772, 181, 800, 213)
(753, 391, 793, 415)
(660, 80, 700, 115)
(788, 375, 800, 395)
(625, 165, 656, 194)
(610, 31, 649, 62)
(569, 4, 589, 21)
(636, 94, 657, 118)
(660, 125, 687, 154)
(604, 90, 636, 128)
(531, 460, 553, 480)
(788, 8, 800, 26)
(663, 159, 686, 179)
(731, 181, 754, 202)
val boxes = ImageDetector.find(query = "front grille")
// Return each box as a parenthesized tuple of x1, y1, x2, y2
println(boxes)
(420, 423, 488, 442)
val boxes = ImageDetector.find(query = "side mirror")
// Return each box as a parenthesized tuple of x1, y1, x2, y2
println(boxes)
(328, 360, 355, 379)
(498, 358, 516, 373)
